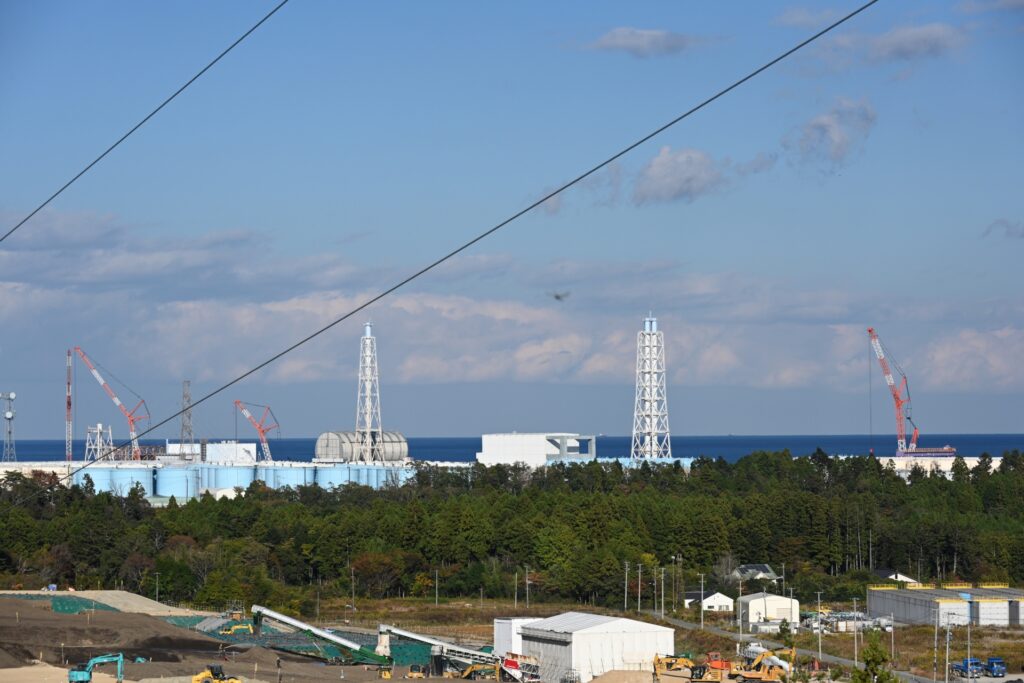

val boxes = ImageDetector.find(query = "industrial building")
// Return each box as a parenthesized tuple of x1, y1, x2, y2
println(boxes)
(737, 592, 799, 626)
(867, 584, 1024, 627)
(519, 612, 673, 683)
(476, 433, 597, 468)
(493, 617, 541, 658)
(683, 590, 734, 612)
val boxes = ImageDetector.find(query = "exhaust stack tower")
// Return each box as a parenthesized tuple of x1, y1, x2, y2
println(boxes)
(631, 315, 672, 460)
(355, 322, 384, 463)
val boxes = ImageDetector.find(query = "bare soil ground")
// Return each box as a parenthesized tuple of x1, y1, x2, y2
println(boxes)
(0, 597, 388, 682)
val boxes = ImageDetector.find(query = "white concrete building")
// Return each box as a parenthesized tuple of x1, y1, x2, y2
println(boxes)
(520, 612, 673, 683)
(494, 617, 541, 657)
(683, 590, 734, 612)
(738, 592, 799, 626)
(476, 433, 596, 468)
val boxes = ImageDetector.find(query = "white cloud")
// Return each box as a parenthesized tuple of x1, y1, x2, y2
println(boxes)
(983, 218, 1024, 239)
(785, 97, 877, 169)
(590, 27, 701, 58)
(922, 327, 1024, 390)
(633, 147, 726, 204)
(869, 23, 967, 62)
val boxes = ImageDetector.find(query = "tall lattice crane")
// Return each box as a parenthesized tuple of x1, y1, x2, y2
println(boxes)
(867, 328, 919, 454)
(73, 347, 150, 460)
(234, 400, 278, 462)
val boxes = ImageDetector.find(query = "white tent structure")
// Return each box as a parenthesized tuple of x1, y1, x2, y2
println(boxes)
(520, 612, 673, 683)
(738, 592, 799, 626)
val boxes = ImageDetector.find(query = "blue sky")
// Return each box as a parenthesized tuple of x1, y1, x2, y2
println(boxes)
(1, 1, 1022, 443)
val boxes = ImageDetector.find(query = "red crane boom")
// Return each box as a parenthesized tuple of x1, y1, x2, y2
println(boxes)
(234, 400, 277, 462)
(73, 347, 150, 460)
(867, 327, 918, 454)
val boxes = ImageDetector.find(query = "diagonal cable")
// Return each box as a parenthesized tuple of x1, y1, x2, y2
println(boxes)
(0, 0, 291, 245)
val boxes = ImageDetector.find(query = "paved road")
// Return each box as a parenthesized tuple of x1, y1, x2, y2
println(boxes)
(649, 612, 937, 683)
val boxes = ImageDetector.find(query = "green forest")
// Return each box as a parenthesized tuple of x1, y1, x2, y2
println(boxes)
(1, 450, 1022, 616)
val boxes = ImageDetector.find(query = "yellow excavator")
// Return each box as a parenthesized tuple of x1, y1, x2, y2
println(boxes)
(459, 663, 500, 680)
(192, 664, 242, 683)
(730, 648, 795, 683)
(653, 656, 698, 682)
(218, 623, 254, 636)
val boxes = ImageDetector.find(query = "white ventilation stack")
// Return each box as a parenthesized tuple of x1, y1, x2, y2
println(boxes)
(355, 322, 384, 463)
(631, 316, 672, 460)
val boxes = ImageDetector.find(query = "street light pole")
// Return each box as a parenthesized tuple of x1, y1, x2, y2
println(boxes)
(853, 597, 859, 668)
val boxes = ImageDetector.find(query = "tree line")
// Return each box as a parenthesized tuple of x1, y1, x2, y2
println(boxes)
(1, 449, 1021, 616)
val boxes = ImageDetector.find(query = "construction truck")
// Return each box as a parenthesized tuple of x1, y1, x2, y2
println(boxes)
(984, 658, 1007, 678)
(68, 653, 124, 683)
(218, 623, 254, 636)
(192, 664, 242, 683)
(730, 648, 794, 683)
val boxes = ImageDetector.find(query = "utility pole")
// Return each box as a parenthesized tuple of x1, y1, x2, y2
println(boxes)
(816, 591, 823, 664)
(781, 562, 785, 600)
(738, 579, 743, 637)
(435, 569, 439, 606)
(525, 565, 530, 608)
(671, 556, 677, 612)
(637, 564, 642, 612)
(514, 571, 518, 609)
(933, 607, 939, 683)
(944, 616, 950, 683)
(661, 567, 666, 618)
(853, 597, 859, 668)
(967, 618, 972, 678)
(155, 571, 161, 604)
(624, 561, 629, 612)
(699, 573, 706, 630)
(351, 565, 356, 610)
(891, 611, 896, 664)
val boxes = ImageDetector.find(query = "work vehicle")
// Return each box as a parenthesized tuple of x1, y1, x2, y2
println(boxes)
(984, 658, 1007, 677)
(379, 665, 394, 679)
(731, 648, 794, 683)
(951, 658, 983, 679)
(407, 664, 429, 679)
(653, 655, 697, 681)
(68, 653, 124, 683)
(218, 623, 254, 636)
(192, 664, 242, 683)
(459, 663, 499, 680)
(705, 653, 731, 671)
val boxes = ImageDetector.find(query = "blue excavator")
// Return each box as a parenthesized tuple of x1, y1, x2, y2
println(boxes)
(68, 653, 125, 682)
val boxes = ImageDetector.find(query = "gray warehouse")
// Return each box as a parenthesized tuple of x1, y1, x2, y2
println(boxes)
(867, 583, 1023, 627)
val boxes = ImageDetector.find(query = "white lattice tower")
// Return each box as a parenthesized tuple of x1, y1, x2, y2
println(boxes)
(85, 423, 114, 461)
(631, 316, 672, 460)
(2, 392, 15, 462)
(355, 322, 383, 463)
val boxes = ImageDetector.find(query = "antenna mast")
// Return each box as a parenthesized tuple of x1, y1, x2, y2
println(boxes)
(1, 392, 15, 462)
(66, 350, 73, 461)
(631, 315, 672, 460)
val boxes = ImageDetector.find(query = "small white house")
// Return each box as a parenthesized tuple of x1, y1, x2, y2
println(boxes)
(520, 612, 674, 683)
(738, 592, 799, 626)
(683, 591, 734, 612)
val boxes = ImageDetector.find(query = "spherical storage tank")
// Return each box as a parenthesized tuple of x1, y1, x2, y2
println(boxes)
(315, 431, 408, 462)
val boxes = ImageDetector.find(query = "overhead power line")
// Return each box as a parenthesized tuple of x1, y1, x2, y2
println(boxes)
(6, 0, 880, 505)
(0, 0, 291, 245)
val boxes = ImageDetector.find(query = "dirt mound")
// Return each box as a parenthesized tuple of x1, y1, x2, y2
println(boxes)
(0, 597, 388, 682)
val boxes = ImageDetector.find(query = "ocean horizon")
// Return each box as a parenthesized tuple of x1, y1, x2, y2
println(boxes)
(7, 433, 1022, 464)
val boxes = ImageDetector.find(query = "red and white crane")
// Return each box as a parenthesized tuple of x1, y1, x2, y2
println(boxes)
(234, 400, 278, 462)
(867, 327, 919, 454)
(73, 347, 151, 460)
(66, 349, 73, 462)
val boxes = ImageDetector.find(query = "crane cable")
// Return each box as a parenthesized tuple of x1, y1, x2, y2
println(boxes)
(4, 0, 882, 509)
